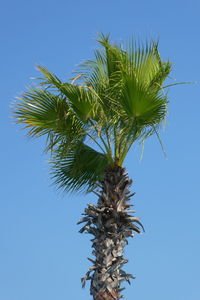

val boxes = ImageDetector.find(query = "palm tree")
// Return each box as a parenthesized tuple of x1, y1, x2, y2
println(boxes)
(14, 34, 171, 300)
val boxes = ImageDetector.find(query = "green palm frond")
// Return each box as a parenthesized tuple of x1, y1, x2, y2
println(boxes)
(38, 65, 107, 124)
(114, 71, 167, 124)
(37, 65, 63, 89)
(14, 88, 86, 151)
(51, 142, 109, 193)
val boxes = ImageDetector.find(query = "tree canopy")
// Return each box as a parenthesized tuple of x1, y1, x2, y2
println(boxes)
(14, 34, 171, 193)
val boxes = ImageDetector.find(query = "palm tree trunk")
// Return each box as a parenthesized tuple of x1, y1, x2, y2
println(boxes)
(78, 165, 143, 299)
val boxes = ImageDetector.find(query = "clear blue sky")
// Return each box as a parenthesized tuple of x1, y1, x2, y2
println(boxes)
(1, 0, 200, 299)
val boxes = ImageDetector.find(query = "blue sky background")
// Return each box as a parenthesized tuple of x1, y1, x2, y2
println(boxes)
(1, 0, 200, 299)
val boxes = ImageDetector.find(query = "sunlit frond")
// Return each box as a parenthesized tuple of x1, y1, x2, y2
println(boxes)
(14, 88, 86, 151)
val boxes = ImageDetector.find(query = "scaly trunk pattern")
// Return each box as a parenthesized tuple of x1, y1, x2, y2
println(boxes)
(78, 165, 143, 299)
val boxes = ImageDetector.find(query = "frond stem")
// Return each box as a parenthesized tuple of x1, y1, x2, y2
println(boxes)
(119, 128, 141, 165)
(88, 119, 112, 160)
(86, 131, 106, 155)
(120, 138, 135, 165)
(114, 124, 119, 159)
(152, 124, 167, 157)
(105, 126, 113, 158)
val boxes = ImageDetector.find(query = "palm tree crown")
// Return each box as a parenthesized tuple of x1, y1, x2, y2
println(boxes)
(14, 34, 171, 193)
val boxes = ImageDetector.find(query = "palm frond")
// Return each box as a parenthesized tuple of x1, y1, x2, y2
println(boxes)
(51, 142, 109, 193)
(14, 88, 86, 151)
(38, 65, 107, 124)
(37, 65, 63, 89)
(114, 71, 167, 124)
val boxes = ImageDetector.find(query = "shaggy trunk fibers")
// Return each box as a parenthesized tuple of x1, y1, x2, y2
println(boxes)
(78, 165, 143, 299)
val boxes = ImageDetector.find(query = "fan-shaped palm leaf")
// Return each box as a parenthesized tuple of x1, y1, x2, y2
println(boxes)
(51, 142, 109, 193)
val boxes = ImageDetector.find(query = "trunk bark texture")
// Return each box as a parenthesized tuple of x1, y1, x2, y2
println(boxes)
(78, 165, 143, 299)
